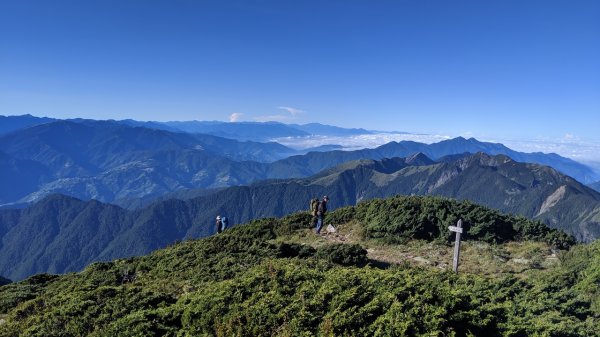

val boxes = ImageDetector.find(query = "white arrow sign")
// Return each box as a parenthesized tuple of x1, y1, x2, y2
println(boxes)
(448, 225, 463, 233)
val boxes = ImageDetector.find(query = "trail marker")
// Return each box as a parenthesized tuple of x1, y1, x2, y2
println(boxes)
(449, 219, 463, 273)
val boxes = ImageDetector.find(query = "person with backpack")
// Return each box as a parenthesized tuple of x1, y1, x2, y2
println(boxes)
(216, 215, 222, 234)
(310, 197, 320, 229)
(315, 195, 329, 234)
(216, 215, 229, 234)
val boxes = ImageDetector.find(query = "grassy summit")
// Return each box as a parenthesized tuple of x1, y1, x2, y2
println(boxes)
(0, 195, 597, 336)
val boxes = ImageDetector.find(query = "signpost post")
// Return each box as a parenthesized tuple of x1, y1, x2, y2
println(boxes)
(448, 219, 463, 273)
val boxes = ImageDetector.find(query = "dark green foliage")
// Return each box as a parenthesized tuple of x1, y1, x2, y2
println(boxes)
(326, 205, 356, 225)
(2, 256, 597, 336)
(0, 200, 598, 336)
(278, 243, 316, 258)
(0, 274, 58, 314)
(346, 195, 576, 248)
(551, 240, 600, 312)
(0, 276, 10, 286)
(512, 215, 576, 249)
(315, 243, 368, 266)
(273, 212, 314, 236)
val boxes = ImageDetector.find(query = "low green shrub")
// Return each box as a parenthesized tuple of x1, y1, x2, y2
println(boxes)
(278, 243, 316, 259)
(316, 243, 368, 266)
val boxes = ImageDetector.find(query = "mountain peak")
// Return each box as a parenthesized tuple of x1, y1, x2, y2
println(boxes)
(35, 193, 84, 206)
(405, 152, 434, 166)
(466, 152, 513, 166)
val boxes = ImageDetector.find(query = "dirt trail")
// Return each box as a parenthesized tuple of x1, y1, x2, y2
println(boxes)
(313, 225, 560, 277)
(317, 228, 441, 268)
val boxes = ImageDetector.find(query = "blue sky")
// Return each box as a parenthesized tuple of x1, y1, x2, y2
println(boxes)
(1, 0, 599, 142)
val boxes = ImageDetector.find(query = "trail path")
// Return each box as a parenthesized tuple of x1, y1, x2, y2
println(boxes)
(316, 227, 442, 269)
(313, 225, 559, 274)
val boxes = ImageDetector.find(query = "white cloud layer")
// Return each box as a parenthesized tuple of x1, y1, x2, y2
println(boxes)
(277, 106, 305, 116)
(273, 133, 600, 174)
(272, 133, 452, 151)
(494, 137, 600, 171)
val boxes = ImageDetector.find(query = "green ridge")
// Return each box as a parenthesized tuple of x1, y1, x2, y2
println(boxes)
(0, 196, 597, 336)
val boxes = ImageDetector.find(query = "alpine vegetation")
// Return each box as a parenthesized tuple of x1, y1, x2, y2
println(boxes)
(1, 196, 596, 336)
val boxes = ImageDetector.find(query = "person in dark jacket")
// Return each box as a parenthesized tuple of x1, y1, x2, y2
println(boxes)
(216, 215, 229, 234)
(310, 197, 320, 228)
(216, 215, 223, 234)
(315, 195, 329, 234)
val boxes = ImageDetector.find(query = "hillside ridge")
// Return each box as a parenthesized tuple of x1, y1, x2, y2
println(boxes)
(2, 152, 599, 280)
(0, 195, 596, 336)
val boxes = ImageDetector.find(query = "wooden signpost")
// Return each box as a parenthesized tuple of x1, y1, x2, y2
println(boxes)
(449, 219, 463, 273)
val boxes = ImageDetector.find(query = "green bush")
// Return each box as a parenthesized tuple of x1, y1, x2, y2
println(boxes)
(352, 195, 575, 247)
(316, 244, 368, 266)
(278, 243, 316, 258)
(0, 274, 58, 314)
(327, 205, 356, 225)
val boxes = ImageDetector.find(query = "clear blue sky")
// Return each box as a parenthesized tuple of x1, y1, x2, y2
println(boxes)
(1, 0, 599, 140)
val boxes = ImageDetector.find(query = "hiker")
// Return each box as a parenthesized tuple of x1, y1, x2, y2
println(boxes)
(315, 195, 329, 234)
(216, 215, 229, 234)
(310, 197, 320, 228)
(216, 215, 222, 234)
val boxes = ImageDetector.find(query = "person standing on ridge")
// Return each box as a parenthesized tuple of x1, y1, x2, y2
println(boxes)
(216, 215, 229, 234)
(216, 215, 223, 234)
(310, 197, 320, 229)
(315, 195, 329, 234)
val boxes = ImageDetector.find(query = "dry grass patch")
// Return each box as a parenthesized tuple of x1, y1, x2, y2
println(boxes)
(274, 220, 561, 279)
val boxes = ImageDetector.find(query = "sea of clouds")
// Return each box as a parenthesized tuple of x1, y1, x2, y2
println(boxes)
(273, 133, 452, 151)
(499, 138, 600, 172)
(273, 133, 600, 174)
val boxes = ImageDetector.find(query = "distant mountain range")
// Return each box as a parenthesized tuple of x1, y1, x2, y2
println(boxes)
(1, 152, 598, 281)
(0, 114, 372, 141)
(277, 137, 600, 184)
(0, 120, 296, 206)
(124, 120, 372, 140)
(0, 114, 57, 135)
(589, 181, 600, 193)
(180, 152, 600, 242)
(0, 115, 598, 207)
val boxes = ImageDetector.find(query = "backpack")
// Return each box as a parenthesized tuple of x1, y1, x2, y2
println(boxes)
(310, 198, 319, 216)
(221, 216, 229, 230)
(318, 200, 327, 215)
